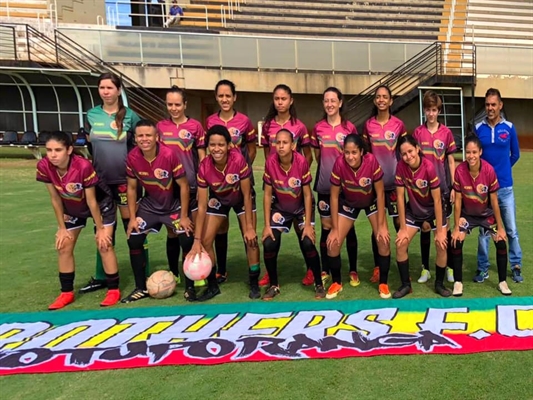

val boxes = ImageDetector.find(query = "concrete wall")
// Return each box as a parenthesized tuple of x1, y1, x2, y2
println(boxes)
(54, 0, 106, 24)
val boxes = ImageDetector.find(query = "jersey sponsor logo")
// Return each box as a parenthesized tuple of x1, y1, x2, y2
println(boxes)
(384, 131, 396, 141)
(433, 139, 445, 150)
(288, 177, 302, 188)
(162, 131, 173, 136)
(65, 183, 83, 193)
(498, 131, 509, 142)
(335, 133, 346, 144)
(342, 205, 354, 213)
(63, 214, 78, 225)
(359, 177, 372, 187)
(178, 129, 192, 140)
(170, 213, 181, 231)
(225, 174, 240, 184)
(154, 169, 170, 179)
(318, 200, 330, 212)
(118, 184, 127, 193)
(138, 171, 149, 176)
(416, 179, 428, 189)
(228, 127, 241, 138)
(272, 212, 285, 224)
(110, 121, 118, 130)
(459, 217, 469, 230)
(476, 184, 488, 194)
(136, 217, 147, 230)
(208, 198, 222, 210)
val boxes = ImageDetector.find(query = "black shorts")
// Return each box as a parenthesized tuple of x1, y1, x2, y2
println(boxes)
(270, 208, 315, 232)
(190, 190, 198, 213)
(443, 193, 452, 219)
(108, 183, 142, 207)
(317, 192, 331, 218)
(405, 206, 448, 231)
(338, 197, 378, 221)
(385, 189, 398, 217)
(459, 214, 497, 235)
(64, 203, 116, 231)
(206, 194, 257, 218)
(132, 206, 188, 235)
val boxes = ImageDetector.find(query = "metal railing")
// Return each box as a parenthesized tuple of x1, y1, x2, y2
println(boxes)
(0, 25, 16, 60)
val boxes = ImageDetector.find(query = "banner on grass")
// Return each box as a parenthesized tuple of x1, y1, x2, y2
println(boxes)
(0, 297, 532, 375)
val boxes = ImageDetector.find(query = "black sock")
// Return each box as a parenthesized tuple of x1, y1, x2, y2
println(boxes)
(320, 228, 330, 274)
(371, 233, 380, 267)
(397, 259, 410, 286)
(451, 241, 463, 282)
(378, 254, 391, 285)
(207, 264, 217, 287)
(166, 236, 181, 277)
(128, 234, 148, 290)
(121, 218, 130, 233)
(446, 230, 453, 268)
(346, 227, 358, 272)
(263, 230, 281, 286)
(420, 231, 431, 270)
(328, 255, 342, 284)
(299, 233, 322, 286)
(495, 240, 508, 282)
(59, 272, 75, 292)
(215, 232, 228, 275)
(435, 265, 446, 284)
(105, 272, 119, 290)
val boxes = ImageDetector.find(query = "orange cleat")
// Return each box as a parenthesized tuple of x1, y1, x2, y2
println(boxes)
(48, 291, 75, 310)
(369, 266, 380, 283)
(100, 289, 121, 307)
(259, 272, 270, 287)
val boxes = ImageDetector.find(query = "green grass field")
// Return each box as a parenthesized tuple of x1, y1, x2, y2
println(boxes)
(1, 149, 532, 399)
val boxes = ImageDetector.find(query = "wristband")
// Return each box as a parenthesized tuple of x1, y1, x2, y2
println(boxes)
(194, 237, 202, 241)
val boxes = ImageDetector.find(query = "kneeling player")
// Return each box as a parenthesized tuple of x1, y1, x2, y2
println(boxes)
(326, 134, 391, 299)
(450, 136, 510, 296)
(37, 131, 120, 310)
(262, 129, 323, 300)
(123, 120, 194, 303)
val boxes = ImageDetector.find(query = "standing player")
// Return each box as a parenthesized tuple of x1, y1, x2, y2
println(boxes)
(394, 135, 450, 299)
(80, 72, 146, 294)
(362, 85, 406, 283)
(123, 120, 194, 303)
(413, 90, 456, 284)
(475, 88, 522, 283)
(325, 134, 391, 299)
(262, 129, 324, 300)
(260, 83, 313, 286)
(37, 131, 121, 310)
(450, 136, 511, 296)
(188, 125, 260, 301)
(157, 86, 205, 291)
(206, 79, 257, 284)
(311, 87, 360, 287)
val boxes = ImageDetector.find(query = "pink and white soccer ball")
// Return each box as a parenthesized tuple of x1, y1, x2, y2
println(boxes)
(184, 251, 213, 281)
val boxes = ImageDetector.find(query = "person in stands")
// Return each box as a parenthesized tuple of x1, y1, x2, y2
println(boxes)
(164, 0, 184, 27)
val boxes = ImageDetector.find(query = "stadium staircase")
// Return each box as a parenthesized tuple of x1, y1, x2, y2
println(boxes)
(0, 23, 167, 122)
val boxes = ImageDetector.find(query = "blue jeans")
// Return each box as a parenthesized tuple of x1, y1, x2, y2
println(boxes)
(477, 187, 522, 272)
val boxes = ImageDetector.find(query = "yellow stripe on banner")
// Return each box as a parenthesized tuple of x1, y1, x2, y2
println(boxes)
(0, 329, 22, 340)
(221, 316, 240, 330)
(442, 310, 496, 334)
(252, 317, 293, 336)
(517, 309, 533, 330)
(185, 318, 212, 333)
(78, 324, 132, 348)
(308, 315, 325, 327)
(131, 322, 175, 342)
(45, 326, 88, 348)
(326, 315, 358, 336)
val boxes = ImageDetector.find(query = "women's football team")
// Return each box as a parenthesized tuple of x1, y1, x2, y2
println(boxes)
(37, 73, 513, 310)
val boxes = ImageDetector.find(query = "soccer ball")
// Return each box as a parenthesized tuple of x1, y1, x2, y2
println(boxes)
(146, 270, 176, 299)
(183, 252, 213, 281)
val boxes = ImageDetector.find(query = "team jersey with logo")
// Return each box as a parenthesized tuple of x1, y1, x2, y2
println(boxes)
(412, 123, 456, 193)
(157, 118, 205, 191)
(330, 153, 383, 209)
(206, 111, 256, 165)
(263, 151, 312, 215)
(261, 118, 311, 153)
(197, 148, 252, 207)
(87, 105, 141, 185)
(395, 157, 440, 220)
(453, 160, 499, 218)
(36, 155, 112, 219)
(362, 116, 406, 191)
(126, 143, 185, 214)
(311, 119, 358, 194)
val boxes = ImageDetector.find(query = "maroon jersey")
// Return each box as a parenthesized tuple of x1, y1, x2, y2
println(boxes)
(197, 148, 251, 207)
(453, 160, 499, 218)
(36, 155, 111, 218)
(395, 157, 440, 220)
(412, 123, 456, 193)
(362, 116, 406, 191)
(126, 143, 185, 214)
(330, 153, 383, 209)
(157, 118, 205, 192)
(263, 151, 312, 215)
(261, 118, 311, 153)
(311, 119, 358, 194)
(206, 111, 256, 165)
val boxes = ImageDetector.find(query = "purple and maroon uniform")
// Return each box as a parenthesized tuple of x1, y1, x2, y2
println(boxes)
(412, 123, 456, 194)
(206, 111, 256, 165)
(331, 153, 383, 219)
(264, 151, 312, 216)
(126, 143, 185, 214)
(156, 117, 205, 193)
(261, 118, 311, 153)
(362, 116, 406, 191)
(36, 155, 115, 228)
(395, 157, 441, 224)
